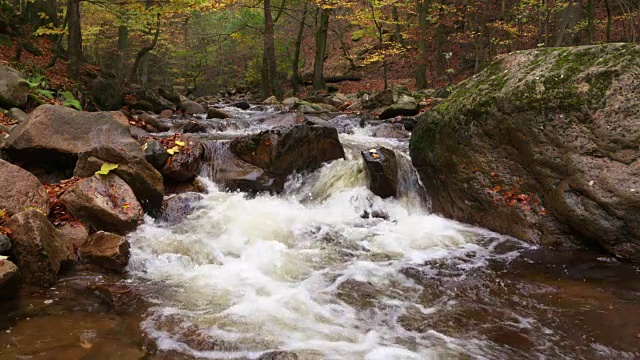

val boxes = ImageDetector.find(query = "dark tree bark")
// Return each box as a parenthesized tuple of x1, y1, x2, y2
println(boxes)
(415, 0, 429, 89)
(605, 0, 612, 42)
(587, 0, 595, 44)
(46, 12, 69, 68)
(313, 6, 330, 91)
(262, 0, 284, 98)
(292, 1, 308, 95)
(67, 0, 82, 81)
(128, 14, 160, 85)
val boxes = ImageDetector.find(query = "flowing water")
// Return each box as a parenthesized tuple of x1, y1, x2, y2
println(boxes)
(2, 105, 640, 359)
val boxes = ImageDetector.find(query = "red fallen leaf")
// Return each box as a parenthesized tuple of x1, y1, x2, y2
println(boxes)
(265, 140, 271, 146)
(472, 168, 479, 173)
(517, 178, 524, 185)
(504, 191, 514, 198)
(486, 188, 494, 194)
(540, 208, 547, 215)
(440, 175, 446, 180)
(507, 199, 517, 206)
(490, 172, 499, 179)
(516, 194, 528, 201)
(459, 164, 466, 169)
(493, 186, 501, 192)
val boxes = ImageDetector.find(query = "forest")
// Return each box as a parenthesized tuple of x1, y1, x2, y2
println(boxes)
(1, 0, 640, 359)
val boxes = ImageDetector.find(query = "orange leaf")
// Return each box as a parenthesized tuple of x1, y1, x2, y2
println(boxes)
(493, 186, 501, 192)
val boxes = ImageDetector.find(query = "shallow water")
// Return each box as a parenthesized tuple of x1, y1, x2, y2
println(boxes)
(2, 105, 640, 359)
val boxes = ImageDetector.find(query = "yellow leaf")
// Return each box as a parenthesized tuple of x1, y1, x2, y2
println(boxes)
(167, 146, 180, 155)
(142, 143, 148, 151)
(0, 209, 6, 218)
(0, 255, 8, 261)
(175, 140, 186, 147)
(95, 163, 119, 175)
(369, 149, 378, 153)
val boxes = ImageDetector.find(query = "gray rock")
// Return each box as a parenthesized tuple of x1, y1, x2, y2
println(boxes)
(160, 192, 204, 224)
(378, 95, 419, 119)
(0, 64, 29, 109)
(143, 139, 170, 170)
(80, 232, 130, 272)
(90, 77, 124, 111)
(373, 123, 410, 139)
(0, 159, 49, 216)
(207, 108, 231, 119)
(0, 234, 11, 252)
(362, 147, 398, 198)
(180, 100, 206, 114)
(7, 108, 28, 123)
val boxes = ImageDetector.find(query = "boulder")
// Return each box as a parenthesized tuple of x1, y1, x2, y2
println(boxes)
(158, 87, 181, 106)
(2, 105, 142, 171)
(127, 86, 176, 114)
(316, 103, 338, 112)
(182, 120, 207, 134)
(7, 108, 28, 123)
(282, 97, 299, 106)
(260, 112, 305, 127)
(361, 147, 398, 198)
(57, 222, 89, 249)
(0, 260, 19, 297)
(0, 64, 29, 109)
(230, 124, 345, 176)
(130, 126, 150, 140)
(294, 100, 324, 114)
(400, 116, 418, 131)
(159, 192, 204, 224)
(61, 174, 143, 235)
(90, 77, 124, 111)
(141, 113, 171, 132)
(0, 234, 11, 253)
(207, 108, 231, 119)
(363, 88, 396, 109)
(80, 232, 130, 272)
(143, 139, 170, 170)
(161, 139, 204, 182)
(202, 140, 286, 193)
(73, 146, 164, 213)
(164, 177, 207, 195)
(331, 115, 357, 134)
(373, 123, 410, 139)
(180, 100, 206, 114)
(0, 159, 49, 216)
(263, 95, 279, 105)
(158, 109, 174, 119)
(232, 101, 251, 110)
(5, 209, 73, 287)
(378, 95, 419, 119)
(410, 44, 640, 262)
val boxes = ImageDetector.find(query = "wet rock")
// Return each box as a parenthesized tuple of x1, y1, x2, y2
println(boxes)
(346, 101, 362, 111)
(143, 139, 170, 170)
(362, 147, 398, 198)
(74, 146, 164, 213)
(260, 112, 305, 127)
(160, 192, 204, 224)
(373, 123, 410, 139)
(182, 120, 207, 134)
(378, 95, 419, 119)
(232, 101, 251, 110)
(400, 116, 418, 131)
(91, 282, 146, 314)
(203, 141, 286, 193)
(5, 209, 73, 287)
(158, 87, 181, 106)
(7, 107, 28, 123)
(316, 103, 338, 112)
(410, 44, 640, 261)
(130, 100, 155, 112)
(90, 77, 124, 111)
(282, 97, 299, 106)
(230, 124, 345, 176)
(80, 232, 130, 272)
(0, 64, 29, 109)
(161, 139, 204, 182)
(331, 115, 358, 134)
(2, 105, 142, 172)
(61, 174, 144, 235)
(142, 113, 171, 132)
(257, 351, 299, 360)
(432, 85, 453, 98)
(180, 100, 206, 115)
(336, 279, 379, 308)
(0, 234, 11, 252)
(207, 108, 231, 119)
(158, 109, 174, 119)
(0, 159, 50, 216)
(164, 177, 207, 195)
(0, 260, 18, 297)
(294, 100, 324, 114)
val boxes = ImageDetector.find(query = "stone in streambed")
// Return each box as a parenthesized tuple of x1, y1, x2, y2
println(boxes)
(0, 159, 49, 216)
(361, 147, 398, 198)
(80, 231, 130, 272)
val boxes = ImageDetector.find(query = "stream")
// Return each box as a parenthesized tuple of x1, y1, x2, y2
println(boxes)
(1, 105, 640, 359)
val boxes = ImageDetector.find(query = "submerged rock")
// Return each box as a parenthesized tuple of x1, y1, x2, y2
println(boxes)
(182, 120, 207, 134)
(230, 124, 345, 176)
(0, 260, 18, 297)
(0, 159, 49, 216)
(410, 44, 640, 261)
(232, 101, 251, 110)
(61, 174, 143, 235)
(5, 209, 73, 287)
(159, 192, 204, 224)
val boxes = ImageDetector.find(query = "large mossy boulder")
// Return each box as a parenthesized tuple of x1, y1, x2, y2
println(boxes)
(410, 44, 640, 261)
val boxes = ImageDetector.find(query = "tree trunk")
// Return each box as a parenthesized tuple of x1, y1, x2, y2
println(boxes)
(46, 12, 69, 68)
(292, 1, 308, 95)
(263, 0, 281, 98)
(415, 0, 428, 89)
(605, 0, 612, 42)
(587, 0, 595, 44)
(313, 6, 330, 91)
(117, 25, 128, 81)
(392, 5, 406, 48)
(128, 14, 160, 85)
(67, 0, 82, 81)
